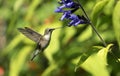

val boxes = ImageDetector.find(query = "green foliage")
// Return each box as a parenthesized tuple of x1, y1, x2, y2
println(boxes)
(9, 46, 32, 76)
(91, 0, 109, 25)
(0, 0, 120, 76)
(80, 44, 113, 76)
(113, 1, 120, 49)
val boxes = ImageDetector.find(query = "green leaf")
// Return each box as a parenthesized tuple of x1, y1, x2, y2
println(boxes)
(2, 35, 24, 56)
(91, 0, 109, 25)
(25, 0, 42, 21)
(103, 0, 115, 15)
(9, 46, 32, 76)
(113, 1, 120, 48)
(14, 0, 24, 12)
(42, 63, 58, 76)
(79, 44, 113, 76)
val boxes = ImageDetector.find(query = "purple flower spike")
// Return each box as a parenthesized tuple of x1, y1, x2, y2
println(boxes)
(74, 21, 81, 26)
(69, 19, 84, 26)
(61, 0, 73, 4)
(60, 11, 71, 20)
(66, 2, 74, 7)
(55, 7, 63, 13)
(59, 5, 66, 9)
(69, 20, 76, 26)
(60, 1, 79, 8)
(69, 15, 80, 26)
(55, 0, 89, 26)
(74, 20, 85, 26)
(68, 14, 89, 26)
(66, 2, 80, 8)
(68, 14, 79, 25)
(69, 14, 78, 20)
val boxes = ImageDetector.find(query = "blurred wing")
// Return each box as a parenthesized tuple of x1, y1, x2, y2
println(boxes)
(18, 27, 42, 43)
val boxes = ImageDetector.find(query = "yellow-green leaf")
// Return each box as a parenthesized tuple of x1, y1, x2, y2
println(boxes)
(91, 0, 109, 25)
(25, 0, 42, 21)
(9, 46, 32, 76)
(113, 1, 120, 48)
(80, 44, 113, 76)
(2, 35, 23, 55)
(103, 0, 115, 15)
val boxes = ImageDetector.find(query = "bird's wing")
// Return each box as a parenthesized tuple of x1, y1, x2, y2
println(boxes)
(18, 27, 42, 43)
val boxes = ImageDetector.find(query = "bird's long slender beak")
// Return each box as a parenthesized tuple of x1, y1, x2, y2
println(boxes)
(50, 28, 55, 31)
(54, 26, 65, 30)
(49, 26, 66, 31)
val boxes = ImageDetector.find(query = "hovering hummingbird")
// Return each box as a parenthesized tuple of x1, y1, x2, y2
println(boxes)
(18, 27, 61, 61)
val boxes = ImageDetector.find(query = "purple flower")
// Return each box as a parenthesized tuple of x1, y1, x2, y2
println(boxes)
(69, 14, 80, 26)
(68, 14, 89, 26)
(55, 0, 89, 26)
(58, 0, 73, 4)
(55, 7, 63, 13)
(60, 11, 71, 20)
(57, 0, 80, 9)
(55, 0, 79, 13)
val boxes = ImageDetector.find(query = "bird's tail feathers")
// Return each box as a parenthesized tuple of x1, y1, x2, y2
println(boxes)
(30, 49, 41, 61)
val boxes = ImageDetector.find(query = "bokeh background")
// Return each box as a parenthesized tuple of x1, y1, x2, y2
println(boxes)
(0, 0, 120, 76)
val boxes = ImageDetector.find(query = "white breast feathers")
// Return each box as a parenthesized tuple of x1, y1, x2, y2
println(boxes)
(44, 34, 50, 40)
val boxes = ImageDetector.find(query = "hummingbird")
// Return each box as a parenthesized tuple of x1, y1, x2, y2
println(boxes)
(18, 27, 61, 61)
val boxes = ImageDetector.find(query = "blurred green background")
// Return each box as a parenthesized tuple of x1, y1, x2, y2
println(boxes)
(0, 0, 120, 76)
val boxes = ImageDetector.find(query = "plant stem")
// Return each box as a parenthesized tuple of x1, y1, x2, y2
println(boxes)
(89, 23, 107, 47)
(77, 0, 107, 47)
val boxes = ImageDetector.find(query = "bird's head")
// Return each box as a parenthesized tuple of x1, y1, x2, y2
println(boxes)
(44, 28, 55, 35)
(44, 26, 64, 35)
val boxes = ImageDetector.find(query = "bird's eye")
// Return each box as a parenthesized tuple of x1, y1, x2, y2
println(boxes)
(49, 29, 52, 31)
